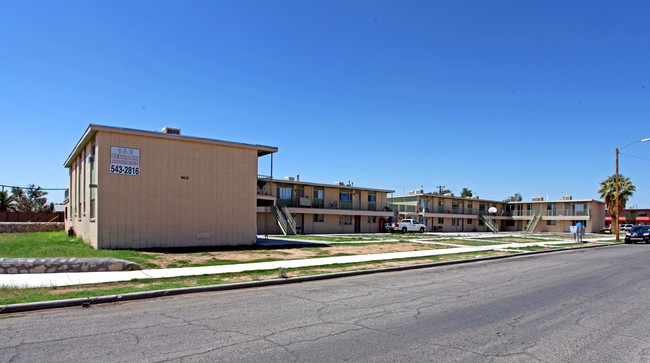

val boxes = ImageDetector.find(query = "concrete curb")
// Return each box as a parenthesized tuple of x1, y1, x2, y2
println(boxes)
(0, 243, 619, 314)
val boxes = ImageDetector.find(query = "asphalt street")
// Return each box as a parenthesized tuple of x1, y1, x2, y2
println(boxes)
(2, 244, 650, 362)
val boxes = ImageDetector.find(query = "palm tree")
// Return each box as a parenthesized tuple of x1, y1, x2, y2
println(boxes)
(598, 174, 636, 238)
(0, 190, 16, 212)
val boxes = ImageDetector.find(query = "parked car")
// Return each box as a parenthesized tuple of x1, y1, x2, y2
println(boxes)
(625, 225, 650, 244)
(387, 219, 426, 233)
(599, 226, 611, 234)
(620, 224, 635, 232)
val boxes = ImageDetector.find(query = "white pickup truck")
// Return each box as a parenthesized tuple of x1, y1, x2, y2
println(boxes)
(388, 219, 426, 233)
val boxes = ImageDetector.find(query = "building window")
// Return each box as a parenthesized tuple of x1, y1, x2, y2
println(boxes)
(479, 219, 484, 226)
(313, 189, 324, 199)
(90, 199, 96, 219)
(368, 216, 376, 223)
(451, 218, 459, 226)
(340, 192, 351, 202)
(82, 150, 86, 215)
(277, 187, 292, 200)
(467, 219, 473, 224)
(437, 218, 444, 224)
(438, 199, 444, 206)
(340, 215, 352, 225)
(505, 220, 515, 227)
(467, 202, 473, 209)
(89, 143, 96, 220)
(547, 220, 557, 226)
(547, 204, 557, 216)
(313, 214, 324, 223)
(368, 194, 376, 202)
(479, 204, 485, 212)
(452, 201, 459, 209)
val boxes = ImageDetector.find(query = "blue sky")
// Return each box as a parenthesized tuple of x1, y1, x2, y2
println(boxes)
(1, 1, 649, 206)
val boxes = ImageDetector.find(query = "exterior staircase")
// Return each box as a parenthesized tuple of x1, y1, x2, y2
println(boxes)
(526, 213, 542, 233)
(479, 215, 500, 233)
(281, 205, 298, 235)
(271, 206, 293, 235)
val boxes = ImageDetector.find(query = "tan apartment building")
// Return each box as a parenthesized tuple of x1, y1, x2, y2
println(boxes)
(389, 192, 605, 233)
(64, 124, 277, 249)
(257, 178, 394, 235)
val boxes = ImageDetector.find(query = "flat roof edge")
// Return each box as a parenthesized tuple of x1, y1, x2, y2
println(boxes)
(64, 124, 278, 167)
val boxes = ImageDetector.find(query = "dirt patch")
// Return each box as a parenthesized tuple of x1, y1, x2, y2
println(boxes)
(139, 242, 451, 269)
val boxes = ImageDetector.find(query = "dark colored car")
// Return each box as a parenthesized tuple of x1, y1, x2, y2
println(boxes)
(624, 225, 650, 244)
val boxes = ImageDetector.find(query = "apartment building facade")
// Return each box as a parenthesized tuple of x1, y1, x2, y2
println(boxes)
(389, 193, 605, 233)
(257, 178, 394, 235)
(64, 124, 277, 249)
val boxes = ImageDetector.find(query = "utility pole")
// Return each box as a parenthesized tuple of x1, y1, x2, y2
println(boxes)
(436, 185, 445, 195)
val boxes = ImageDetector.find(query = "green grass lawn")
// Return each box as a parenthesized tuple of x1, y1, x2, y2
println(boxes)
(0, 232, 159, 268)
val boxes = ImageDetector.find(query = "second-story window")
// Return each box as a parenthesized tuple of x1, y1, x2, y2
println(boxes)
(479, 204, 485, 212)
(313, 189, 324, 199)
(368, 194, 376, 202)
(340, 192, 351, 202)
(278, 187, 292, 200)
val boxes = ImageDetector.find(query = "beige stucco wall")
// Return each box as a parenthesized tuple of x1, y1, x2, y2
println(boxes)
(65, 140, 99, 248)
(68, 131, 260, 249)
(257, 212, 383, 235)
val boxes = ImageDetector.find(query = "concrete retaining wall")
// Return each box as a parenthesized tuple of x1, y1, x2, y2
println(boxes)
(0, 258, 140, 274)
(0, 222, 65, 233)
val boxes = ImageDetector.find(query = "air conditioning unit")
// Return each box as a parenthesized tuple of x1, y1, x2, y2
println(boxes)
(562, 196, 572, 200)
(443, 193, 453, 197)
(532, 197, 544, 201)
(334, 181, 345, 186)
(284, 176, 295, 181)
(161, 127, 181, 135)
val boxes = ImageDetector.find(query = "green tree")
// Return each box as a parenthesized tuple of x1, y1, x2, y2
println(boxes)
(460, 188, 473, 198)
(598, 174, 636, 238)
(11, 185, 49, 213)
(503, 193, 522, 202)
(627, 211, 638, 225)
(0, 190, 16, 212)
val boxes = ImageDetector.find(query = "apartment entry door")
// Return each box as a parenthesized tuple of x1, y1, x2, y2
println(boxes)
(354, 216, 361, 233)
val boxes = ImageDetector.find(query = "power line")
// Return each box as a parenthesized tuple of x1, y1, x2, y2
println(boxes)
(0, 184, 67, 191)
(619, 152, 650, 162)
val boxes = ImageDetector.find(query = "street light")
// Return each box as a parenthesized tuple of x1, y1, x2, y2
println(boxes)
(615, 138, 650, 240)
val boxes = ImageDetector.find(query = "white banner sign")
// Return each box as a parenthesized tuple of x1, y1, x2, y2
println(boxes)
(110, 146, 140, 176)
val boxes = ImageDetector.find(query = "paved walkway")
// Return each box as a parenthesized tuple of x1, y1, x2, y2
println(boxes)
(0, 237, 615, 288)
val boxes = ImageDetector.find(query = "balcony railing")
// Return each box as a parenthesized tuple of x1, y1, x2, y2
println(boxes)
(546, 209, 590, 217)
(276, 198, 388, 211)
(405, 205, 593, 218)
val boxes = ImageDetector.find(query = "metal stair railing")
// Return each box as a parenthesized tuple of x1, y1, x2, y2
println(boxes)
(281, 205, 298, 235)
(282, 205, 298, 234)
(525, 211, 536, 233)
(271, 206, 289, 235)
(479, 214, 499, 233)
(528, 214, 542, 233)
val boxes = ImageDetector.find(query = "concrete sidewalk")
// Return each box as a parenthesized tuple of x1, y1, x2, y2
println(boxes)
(0, 237, 613, 289)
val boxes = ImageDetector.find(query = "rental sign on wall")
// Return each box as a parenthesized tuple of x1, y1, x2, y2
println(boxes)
(110, 146, 140, 176)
